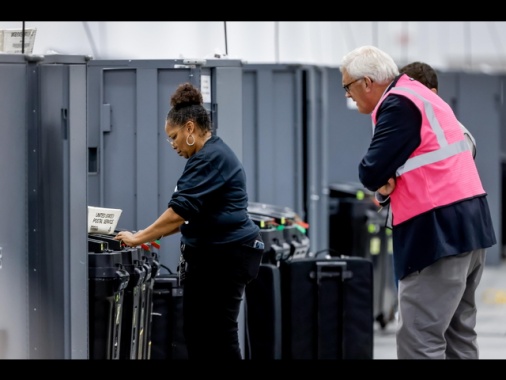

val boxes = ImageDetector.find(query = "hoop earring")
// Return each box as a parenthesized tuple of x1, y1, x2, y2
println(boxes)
(186, 134, 195, 146)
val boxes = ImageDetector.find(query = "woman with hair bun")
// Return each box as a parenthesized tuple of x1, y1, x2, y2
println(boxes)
(115, 82, 263, 360)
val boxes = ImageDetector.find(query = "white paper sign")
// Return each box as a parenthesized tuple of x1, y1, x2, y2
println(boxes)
(87, 206, 122, 234)
(0, 28, 37, 54)
(201, 75, 211, 103)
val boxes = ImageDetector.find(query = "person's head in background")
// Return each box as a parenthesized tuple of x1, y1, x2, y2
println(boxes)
(400, 61, 476, 158)
(399, 61, 438, 93)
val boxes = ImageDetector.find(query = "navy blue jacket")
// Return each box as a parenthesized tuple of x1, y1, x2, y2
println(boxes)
(168, 135, 259, 248)
(359, 76, 496, 281)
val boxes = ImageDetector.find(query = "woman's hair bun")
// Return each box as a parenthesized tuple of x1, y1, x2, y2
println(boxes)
(170, 82, 203, 110)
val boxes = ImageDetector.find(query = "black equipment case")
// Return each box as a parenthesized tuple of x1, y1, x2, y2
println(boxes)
(279, 256, 374, 359)
(150, 265, 188, 359)
(245, 263, 283, 359)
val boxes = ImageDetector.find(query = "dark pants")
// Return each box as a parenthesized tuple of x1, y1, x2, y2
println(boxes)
(181, 236, 263, 359)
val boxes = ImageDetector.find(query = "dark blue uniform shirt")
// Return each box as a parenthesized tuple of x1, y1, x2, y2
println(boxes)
(168, 135, 259, 248)
(359, 76, 496, 282)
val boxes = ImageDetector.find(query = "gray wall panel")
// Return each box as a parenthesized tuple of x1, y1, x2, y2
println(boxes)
(67, 64, 88, 358)
(33, 64, 67, 358)
(101, 69, 137, 224)
(326, 70, 372, 185)
(501, 76, 506, 160)
(242, 64, 340, 254)
(457, 73, 502, 265)
(212, 66, 243, 159)
(30, 56, 89, 359)
(437, 72, 459, 111)
(86, 65, 102, 207)
(0, 60, 29, 359)
(241, 71, 258, 200)
(501, 75, 506, 262)
(242, 64, 303, 212)
(136, 69, 159, 230)
(305, 66, 327, 254)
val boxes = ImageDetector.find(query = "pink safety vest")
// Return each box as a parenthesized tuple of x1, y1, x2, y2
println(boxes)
(371, 75, 485, 225)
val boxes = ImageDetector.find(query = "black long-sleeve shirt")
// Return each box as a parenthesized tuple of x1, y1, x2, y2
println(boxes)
(359, 76, 496, 281)
(168, 135, 259, 247)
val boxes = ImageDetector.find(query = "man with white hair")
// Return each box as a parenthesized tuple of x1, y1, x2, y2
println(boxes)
(339, 45, 496, 359)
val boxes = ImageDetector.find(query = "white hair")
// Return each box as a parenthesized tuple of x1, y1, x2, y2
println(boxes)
(340, 45, 399, 85)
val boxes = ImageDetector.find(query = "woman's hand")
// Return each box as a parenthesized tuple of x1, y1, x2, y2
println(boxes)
(114, 230, 138, 247)
(113, 208, 184, 248)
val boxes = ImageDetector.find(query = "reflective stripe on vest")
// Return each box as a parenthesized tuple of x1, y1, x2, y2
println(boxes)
(391, 86, 470, 176)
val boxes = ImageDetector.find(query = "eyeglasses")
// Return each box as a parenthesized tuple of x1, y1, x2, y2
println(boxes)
(166, 125, 185, 145)
(343, 77, 364, 94)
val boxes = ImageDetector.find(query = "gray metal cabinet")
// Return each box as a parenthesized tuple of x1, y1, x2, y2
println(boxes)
(242, 64, 334, 254)
(242, 64, 304, 210)
(0, 55, 31, 359)
(0, 54, 88, 359)
(29, 55, 89, 358)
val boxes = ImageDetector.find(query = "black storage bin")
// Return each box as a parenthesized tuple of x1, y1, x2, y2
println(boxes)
(328, 182, 376, 258)
(88, 246, 130, 360)
(249, 213, 290, 264)
(150, 265, 187, 360)
(137, 249, 160, 359)
(118, 247, 147, 359)
(248, 202, 310, 263)
(328, 184, 397, 329)
(279, 256, 374, 359)
(89, 233, 147, 359)
(133, 249, 152, 360)
(259, 227, 292, 264)
(282, 224, 311, 260)
(244, 263, 282, 360)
